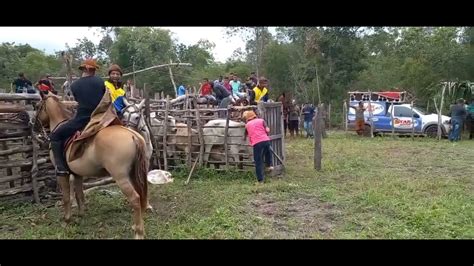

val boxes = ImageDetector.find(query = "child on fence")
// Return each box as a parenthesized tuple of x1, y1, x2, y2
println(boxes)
(243, 110, 273, 184)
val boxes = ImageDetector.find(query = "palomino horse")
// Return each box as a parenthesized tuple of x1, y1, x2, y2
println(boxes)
(35, 95, 149, 239)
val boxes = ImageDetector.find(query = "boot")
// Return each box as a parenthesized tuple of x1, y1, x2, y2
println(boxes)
(50, 140, 69, 176)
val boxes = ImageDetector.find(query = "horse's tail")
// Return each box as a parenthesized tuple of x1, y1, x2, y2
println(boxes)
(130, 135, 149, 211)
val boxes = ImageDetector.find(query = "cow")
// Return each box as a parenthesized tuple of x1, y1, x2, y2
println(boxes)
(149, 112, 178, 162)
(173, 122, 199, 160)
(202, 119, 252, 167)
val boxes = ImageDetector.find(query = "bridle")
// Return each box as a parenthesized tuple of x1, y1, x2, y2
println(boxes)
(121, 103, 145, 131)
(33, 97, 67, 144)
(33, 99, 51, 143)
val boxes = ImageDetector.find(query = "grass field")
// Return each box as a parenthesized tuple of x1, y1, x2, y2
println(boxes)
(1, 131, 472, 239)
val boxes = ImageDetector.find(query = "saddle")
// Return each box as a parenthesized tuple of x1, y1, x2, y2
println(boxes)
(64, 131, 81, 152)
(68, 90, 122, 162)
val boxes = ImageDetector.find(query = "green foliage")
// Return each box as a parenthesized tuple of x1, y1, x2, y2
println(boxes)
(0, 43, 62, 90)
(2, 26, 474, 110)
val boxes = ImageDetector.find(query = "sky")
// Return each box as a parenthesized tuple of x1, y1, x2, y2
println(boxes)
(0, 27, 266, 63)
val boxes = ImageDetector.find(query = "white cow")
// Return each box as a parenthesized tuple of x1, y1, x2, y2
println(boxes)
(202, 119, 251, 165)
(150, 113, 177, 159)
(174, 122, 199, 155)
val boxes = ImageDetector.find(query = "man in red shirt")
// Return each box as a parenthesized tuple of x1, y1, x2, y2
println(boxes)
(199, 78, 212, 96)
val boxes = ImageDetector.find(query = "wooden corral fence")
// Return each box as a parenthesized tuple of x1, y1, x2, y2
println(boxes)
(0, 93, 55, 203)
(0, 90, 286, 203)
(143, 92, 285, 176)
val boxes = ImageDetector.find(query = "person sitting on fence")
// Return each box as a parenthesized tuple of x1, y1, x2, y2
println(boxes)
(177, 84, 186, 97)
(245, 79, 257, 105)
(253, 77, 269, 103)
(104, 64, 126, 115)
(349, 101, 366, 136)
(210, 81, 233, 118)
(249, 72, 258, 86)
(12, 72, 34, 93)
(243, 110, 273, 184)
(197, 78, 218, 105)
(187, 85, 194, 94)
(230, 76, 242, 99)
(36, 74, 57, 96)
(199, 78, 212, 97)
(448, 98, 467, 142)
(214, 75, 223, 86)
(223, 76, 232, 93)
(302, 102, 315, 138)
(49, 59, 105, 176)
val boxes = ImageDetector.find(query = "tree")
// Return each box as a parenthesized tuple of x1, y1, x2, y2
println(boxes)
(226, 27, 272, 77)
(0, 43, 62, 89)
(355, 27, 469, 106)
(109, 27, 175, 95)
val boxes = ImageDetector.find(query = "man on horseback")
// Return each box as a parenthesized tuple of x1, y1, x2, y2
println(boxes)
(50, 59, 105, 176)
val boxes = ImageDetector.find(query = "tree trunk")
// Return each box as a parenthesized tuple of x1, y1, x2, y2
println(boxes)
(315, 63, 321, 105)
(168, 59, 178, 98)
(438, 83, 447, 140)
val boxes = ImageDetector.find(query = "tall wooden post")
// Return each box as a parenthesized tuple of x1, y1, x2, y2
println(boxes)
(314, 106, 322, 171)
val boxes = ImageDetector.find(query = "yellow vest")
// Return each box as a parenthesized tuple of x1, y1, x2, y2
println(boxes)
(105, 80, 126, 112)
(253, 86, 268, 102)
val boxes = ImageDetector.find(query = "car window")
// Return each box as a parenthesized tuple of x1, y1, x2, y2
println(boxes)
(394, 106, 413, 117)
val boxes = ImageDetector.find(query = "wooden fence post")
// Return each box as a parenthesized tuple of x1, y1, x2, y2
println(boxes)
(314, 106, 322, 171)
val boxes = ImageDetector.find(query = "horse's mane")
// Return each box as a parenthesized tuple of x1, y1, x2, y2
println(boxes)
(44, 95, 74, 119)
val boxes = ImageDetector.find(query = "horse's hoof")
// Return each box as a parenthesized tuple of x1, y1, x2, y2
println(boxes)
(134, 234, 144, 240)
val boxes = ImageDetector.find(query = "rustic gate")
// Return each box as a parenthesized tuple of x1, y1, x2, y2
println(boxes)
(257, 102, 285, 175)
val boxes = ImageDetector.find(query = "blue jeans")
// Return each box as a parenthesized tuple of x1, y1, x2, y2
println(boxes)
(449, 117, 463, 141)
(253, 141, 272, 182)
(304, 120, 313, 137)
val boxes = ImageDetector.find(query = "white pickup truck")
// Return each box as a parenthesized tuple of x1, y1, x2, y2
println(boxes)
(347, 102, 451, 137)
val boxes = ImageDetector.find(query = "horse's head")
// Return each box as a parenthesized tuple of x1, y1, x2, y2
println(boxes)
(122, 98, 146, 129)
(35, 94, 65, 127)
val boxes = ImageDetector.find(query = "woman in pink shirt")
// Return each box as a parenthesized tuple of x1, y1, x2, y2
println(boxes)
(243, 110, 273, 183)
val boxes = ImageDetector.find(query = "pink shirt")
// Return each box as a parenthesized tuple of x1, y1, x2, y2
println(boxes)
(245, 118, 270, 146)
